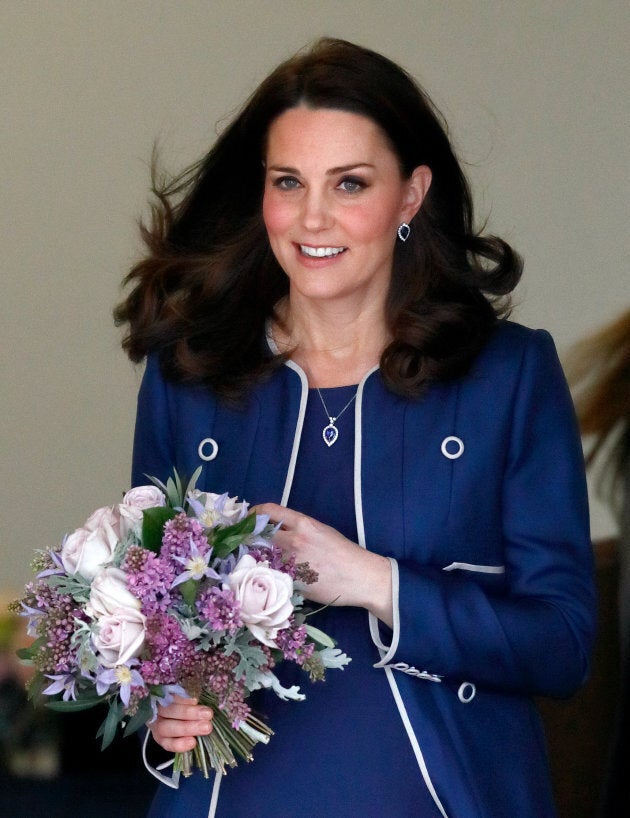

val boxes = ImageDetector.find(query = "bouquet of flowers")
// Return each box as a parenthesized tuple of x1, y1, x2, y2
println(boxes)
(12, 469, 350, 782)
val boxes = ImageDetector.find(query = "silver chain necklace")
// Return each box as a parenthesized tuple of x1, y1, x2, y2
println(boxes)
(316, 388, 358, 447)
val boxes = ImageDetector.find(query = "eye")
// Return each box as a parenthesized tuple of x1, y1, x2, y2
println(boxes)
(337, 176, 366, 194)
(272, 175, 301, 190)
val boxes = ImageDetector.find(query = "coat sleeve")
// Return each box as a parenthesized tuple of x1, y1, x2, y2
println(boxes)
(379, 329, 597, 699)
(131, 354, 177, 488)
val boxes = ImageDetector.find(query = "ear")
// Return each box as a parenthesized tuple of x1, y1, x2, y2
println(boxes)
(401, 165, 432, 223)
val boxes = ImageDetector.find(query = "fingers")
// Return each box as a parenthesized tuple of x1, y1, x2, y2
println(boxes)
(149, 696, 214, 754)
(255, 502, 298, 528)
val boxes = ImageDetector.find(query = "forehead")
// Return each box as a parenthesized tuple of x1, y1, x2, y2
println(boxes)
(265, 106, 398, 167)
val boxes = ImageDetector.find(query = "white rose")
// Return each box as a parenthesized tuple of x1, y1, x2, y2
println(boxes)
(87, 566, 141, 618)
(84, 505, 123, 539)
(92, 608, 146, 668)
(118, 485, 166, 538)
(122, 485, 166, 510)
(225, 555, 294, 647)
(190, 490, 248, 527)
(61, 522, 119, 580)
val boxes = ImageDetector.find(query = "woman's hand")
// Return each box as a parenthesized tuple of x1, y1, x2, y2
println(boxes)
(255, 503, 393, 626)
(148, 694, 213, 753)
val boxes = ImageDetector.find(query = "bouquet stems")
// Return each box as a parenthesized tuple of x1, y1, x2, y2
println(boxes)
(173, 691, 273, 778)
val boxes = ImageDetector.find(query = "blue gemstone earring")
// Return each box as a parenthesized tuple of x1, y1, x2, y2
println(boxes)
(397, 222, 411, 242)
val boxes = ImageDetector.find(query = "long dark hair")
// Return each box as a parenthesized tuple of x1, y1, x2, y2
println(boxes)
(114, 37, 522, 401)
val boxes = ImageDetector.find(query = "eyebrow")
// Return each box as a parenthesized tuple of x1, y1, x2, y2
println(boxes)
(267, 163, 375, 175)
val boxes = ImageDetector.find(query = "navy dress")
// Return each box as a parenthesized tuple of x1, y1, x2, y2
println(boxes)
(147, 386, 442, 817)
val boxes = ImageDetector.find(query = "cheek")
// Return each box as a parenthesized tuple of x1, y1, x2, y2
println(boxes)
(262, 191, 292, 238)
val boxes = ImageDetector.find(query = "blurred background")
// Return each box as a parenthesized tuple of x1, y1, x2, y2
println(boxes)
(1, 2, 628, 816)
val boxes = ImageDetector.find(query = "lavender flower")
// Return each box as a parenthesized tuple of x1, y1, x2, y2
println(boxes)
(96, 660, 145, 707)
(171, 539, 220, 587)
(44, 673, 78, 701)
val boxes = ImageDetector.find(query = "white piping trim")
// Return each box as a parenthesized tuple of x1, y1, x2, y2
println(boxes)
(280, 360, 309, 507)
(384, 666, 449, 818)
(371, 558, 400, 666)
(352, 366, 378, 551)
(443, 562, 505, 574)
(353, 370, 447, 818)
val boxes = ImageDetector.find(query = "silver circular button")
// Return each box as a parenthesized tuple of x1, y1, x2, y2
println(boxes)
(441, 436, 464, 459)
(198, 437, 219, 461)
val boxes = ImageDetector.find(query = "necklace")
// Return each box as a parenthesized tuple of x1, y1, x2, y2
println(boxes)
(316, 387, 358, 447)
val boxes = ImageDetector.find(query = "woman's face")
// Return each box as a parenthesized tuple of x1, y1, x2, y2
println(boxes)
(262, 106, 430, 308)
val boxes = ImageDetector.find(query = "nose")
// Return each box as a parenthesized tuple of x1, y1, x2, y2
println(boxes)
(301, 188, 333, 232)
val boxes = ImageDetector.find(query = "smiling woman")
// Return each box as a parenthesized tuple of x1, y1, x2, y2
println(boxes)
(261, 107, 430, 379)
(114, 38, 595, 818)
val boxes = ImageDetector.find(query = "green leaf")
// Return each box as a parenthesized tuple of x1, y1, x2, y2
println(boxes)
(183, 466, 203, 499)
(123, 697, 154, 738)
(211, 514, 257, 558)
(45, 694, 107, 712)
(96, 699, 124, 750)
(17, 635, 46, 662)
(304, 624, 335, 649)
(178, 578, 199, 607)
(142, 506, 177, 553)
(26, 672, 46, 701)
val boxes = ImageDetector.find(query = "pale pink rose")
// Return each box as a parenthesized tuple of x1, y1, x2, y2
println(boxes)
(92, 608, 146, 668)
(118, 485, 165, 538)
(84, 505, 124, 539)
(122, 485, 165, 510)
(61, 522, 119, 580)
(87, 567, 141, 618)
(225, 555, 294, 647)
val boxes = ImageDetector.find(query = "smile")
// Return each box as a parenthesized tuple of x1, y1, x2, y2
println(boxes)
(299, 245, 346, 258)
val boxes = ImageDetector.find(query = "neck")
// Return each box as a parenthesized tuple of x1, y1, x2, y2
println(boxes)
(272, 296, 389, 387)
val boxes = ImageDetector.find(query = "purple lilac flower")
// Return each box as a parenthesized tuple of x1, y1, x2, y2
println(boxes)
(196, 586, 242, 635)
(248, 543, 296, 578)
(123, 547, 176, 616)
(23, 581, 88, 673)
(44, 673, 78, 701)
(96, 660, 145, 707)
(160, 513, 209, 569)
(275, 621, 315, 665)
(140, 613, 198, 686)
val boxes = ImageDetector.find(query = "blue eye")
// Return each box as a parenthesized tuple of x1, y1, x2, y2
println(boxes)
(338, 177, 365, 193)
(273, 176, 301, 190)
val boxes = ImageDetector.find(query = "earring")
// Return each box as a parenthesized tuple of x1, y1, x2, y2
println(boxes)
(397, 222, 411, 242)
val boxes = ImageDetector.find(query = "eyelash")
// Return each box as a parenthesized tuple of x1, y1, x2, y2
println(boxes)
(337, 176, 366, 193)
(270, 175, 368, 193)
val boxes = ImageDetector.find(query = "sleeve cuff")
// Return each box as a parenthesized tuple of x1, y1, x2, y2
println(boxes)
(370, 557, 400, 668)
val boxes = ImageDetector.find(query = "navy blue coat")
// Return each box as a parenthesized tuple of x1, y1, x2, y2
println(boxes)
(133, 321, 596, 817)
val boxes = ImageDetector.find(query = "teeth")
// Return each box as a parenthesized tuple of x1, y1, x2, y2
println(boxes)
(300, 245, 345, 258)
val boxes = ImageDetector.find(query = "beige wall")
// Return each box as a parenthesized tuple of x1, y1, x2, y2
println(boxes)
(2, 1, 628, 588)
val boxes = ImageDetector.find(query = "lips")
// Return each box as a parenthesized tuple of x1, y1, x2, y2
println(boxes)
(299, 244, 346, 258)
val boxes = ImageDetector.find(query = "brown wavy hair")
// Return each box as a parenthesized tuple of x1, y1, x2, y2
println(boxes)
(567, 308, 630, 511)
(114, 37, 522, 402)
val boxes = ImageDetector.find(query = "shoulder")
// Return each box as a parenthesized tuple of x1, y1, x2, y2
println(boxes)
(477, 320, 556, 365)
(466, 320, 562, 388)
(138, 353, 301, 412)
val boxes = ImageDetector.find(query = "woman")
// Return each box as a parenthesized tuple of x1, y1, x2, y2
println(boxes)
(115, 38, 595, 818)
